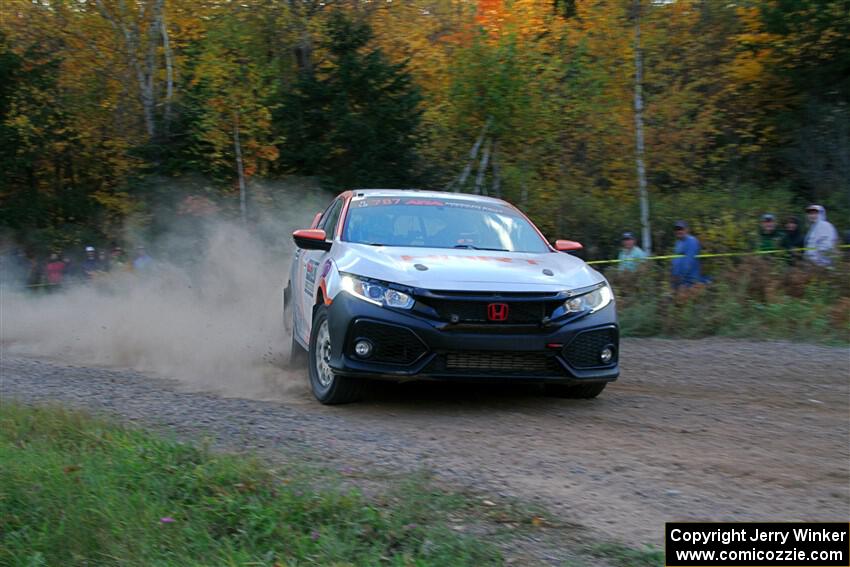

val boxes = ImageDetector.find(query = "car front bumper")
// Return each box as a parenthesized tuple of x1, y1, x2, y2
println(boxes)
(326, 292, 619, 383)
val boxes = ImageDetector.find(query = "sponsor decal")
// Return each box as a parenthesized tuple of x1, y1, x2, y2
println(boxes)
(399, 254, 539, 265)
(404, 199, 446, 206)
(353, 197, 508, 215)
(304, 259, 318, 296)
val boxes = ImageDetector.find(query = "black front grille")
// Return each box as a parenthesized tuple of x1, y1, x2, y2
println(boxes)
(423, 299, 557, 324)
(563, 328, 618, 368)
(348, 320, 427, 365)
(443, 350, 563, 376)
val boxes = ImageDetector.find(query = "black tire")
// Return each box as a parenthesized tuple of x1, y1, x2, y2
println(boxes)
(308, 305, 363, 404)
(544, 382, 607, 399)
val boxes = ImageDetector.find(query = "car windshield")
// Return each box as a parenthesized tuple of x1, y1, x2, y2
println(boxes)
(342, 196, 550, 253)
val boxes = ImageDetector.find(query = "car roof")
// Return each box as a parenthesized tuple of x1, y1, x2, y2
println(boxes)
(349, 188, 509, 205)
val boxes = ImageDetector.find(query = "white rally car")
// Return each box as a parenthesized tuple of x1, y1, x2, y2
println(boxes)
(284, 189, 619, 404)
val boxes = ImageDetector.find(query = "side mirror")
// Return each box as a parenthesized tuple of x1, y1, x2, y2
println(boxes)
(310, 212, 322, 229)
(555, 240, 583, 252)
(293, 229, 332, 251)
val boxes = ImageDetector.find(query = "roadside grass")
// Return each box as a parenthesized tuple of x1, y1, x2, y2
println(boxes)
(611, 258, 850, 345)
(0, 402, 504, 566)
(583, 543, 664, 567)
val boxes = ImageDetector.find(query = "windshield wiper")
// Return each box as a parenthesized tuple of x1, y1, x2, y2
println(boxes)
(453, 244, 510, 252)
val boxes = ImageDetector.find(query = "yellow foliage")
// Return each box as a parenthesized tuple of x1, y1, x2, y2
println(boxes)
(92, 190, 138, 217)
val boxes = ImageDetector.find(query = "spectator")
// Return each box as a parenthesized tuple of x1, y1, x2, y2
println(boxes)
(804, 205, 838, 267)
(45, 253, 66, 286)
(62, 253, 81, 282)
(617, 231, 647, 272)
(5, 248, 33, 288)
(780, 215, 805, 263)
(671, 220, 705, 289)
(110, 246, 128, 271)
(132, 245, 153, 271)
(757, 213, 782, 252)
(98, 250, 110, 272)
(81, 246, 102, 279)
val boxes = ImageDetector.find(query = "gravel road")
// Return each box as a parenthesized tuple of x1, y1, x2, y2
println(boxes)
(2, 338, 848, 549)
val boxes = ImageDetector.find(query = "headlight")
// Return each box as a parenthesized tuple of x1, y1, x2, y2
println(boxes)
(564, 283, 613, 314)
(340, 274, 415, 309)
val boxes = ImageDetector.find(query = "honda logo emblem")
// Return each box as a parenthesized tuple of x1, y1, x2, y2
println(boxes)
(487, 303, 509, 322)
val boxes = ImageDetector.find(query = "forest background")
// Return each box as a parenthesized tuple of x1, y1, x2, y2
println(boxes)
(1, 0, 848, 259)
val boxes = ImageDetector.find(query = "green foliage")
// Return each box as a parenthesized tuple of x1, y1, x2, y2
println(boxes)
(753, 0, 850, 220)
(441, 26, 561, 199)
(760, 0, 850, 99)
(0, 32, 20, 179)
(585, 542, 663, 567)
(192, 11, 280, 178)
(448, 33, 532, 141)
(1, 0, 848, 270)
(275, 11, 423, 189)
(0, 36, 113, 254)
(0, 403, 502, 566)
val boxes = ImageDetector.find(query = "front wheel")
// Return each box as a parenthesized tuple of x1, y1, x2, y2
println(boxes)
(544, 382, 607, 399)
(308, 305, 364, 404)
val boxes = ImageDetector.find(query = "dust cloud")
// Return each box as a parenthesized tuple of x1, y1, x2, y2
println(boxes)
(1, 186, 332, 400)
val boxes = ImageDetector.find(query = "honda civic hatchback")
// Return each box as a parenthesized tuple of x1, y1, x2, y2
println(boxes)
(284, 189, 619, 404)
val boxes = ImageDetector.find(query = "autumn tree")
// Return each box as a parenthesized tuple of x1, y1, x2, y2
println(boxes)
(191, 10, 279, 223)
(759, 0, 850, 209)
(275, 11, 423, 188)
(2, 0, 848, 258)
(0, 28, 137, 250)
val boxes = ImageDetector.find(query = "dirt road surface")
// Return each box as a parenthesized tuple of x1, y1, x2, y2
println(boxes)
(3, 338, 849, 550)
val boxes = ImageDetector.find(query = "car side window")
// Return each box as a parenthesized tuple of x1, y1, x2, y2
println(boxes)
(316, 200, 335, 227)
(319, 199, 343, 241)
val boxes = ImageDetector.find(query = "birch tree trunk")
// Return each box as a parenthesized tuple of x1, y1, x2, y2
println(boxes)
(491, 141, 502, 199)
(474, 138, 492, 195)
(95, 0, 159, 139)
(447, 117, 491, 192)
(161, 12, 175, 135)
(142, 0, 162, 139)
(233, 113, 248, 224)
(633, 0, 652, 255)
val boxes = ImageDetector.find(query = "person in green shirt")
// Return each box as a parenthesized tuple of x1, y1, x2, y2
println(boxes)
(757, 213, 783, 252)
(617, 232, 647, 272)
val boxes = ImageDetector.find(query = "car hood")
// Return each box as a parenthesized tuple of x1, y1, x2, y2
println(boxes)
(332, 243, 603, 292)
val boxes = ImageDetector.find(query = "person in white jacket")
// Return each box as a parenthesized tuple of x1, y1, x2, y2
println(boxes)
(804, 204, 838, 266)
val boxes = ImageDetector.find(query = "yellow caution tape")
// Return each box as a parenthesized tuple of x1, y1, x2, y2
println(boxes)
(18, 246, 849, 288)
(585, 245, 850, 266)
(21, 282, 62, 289)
